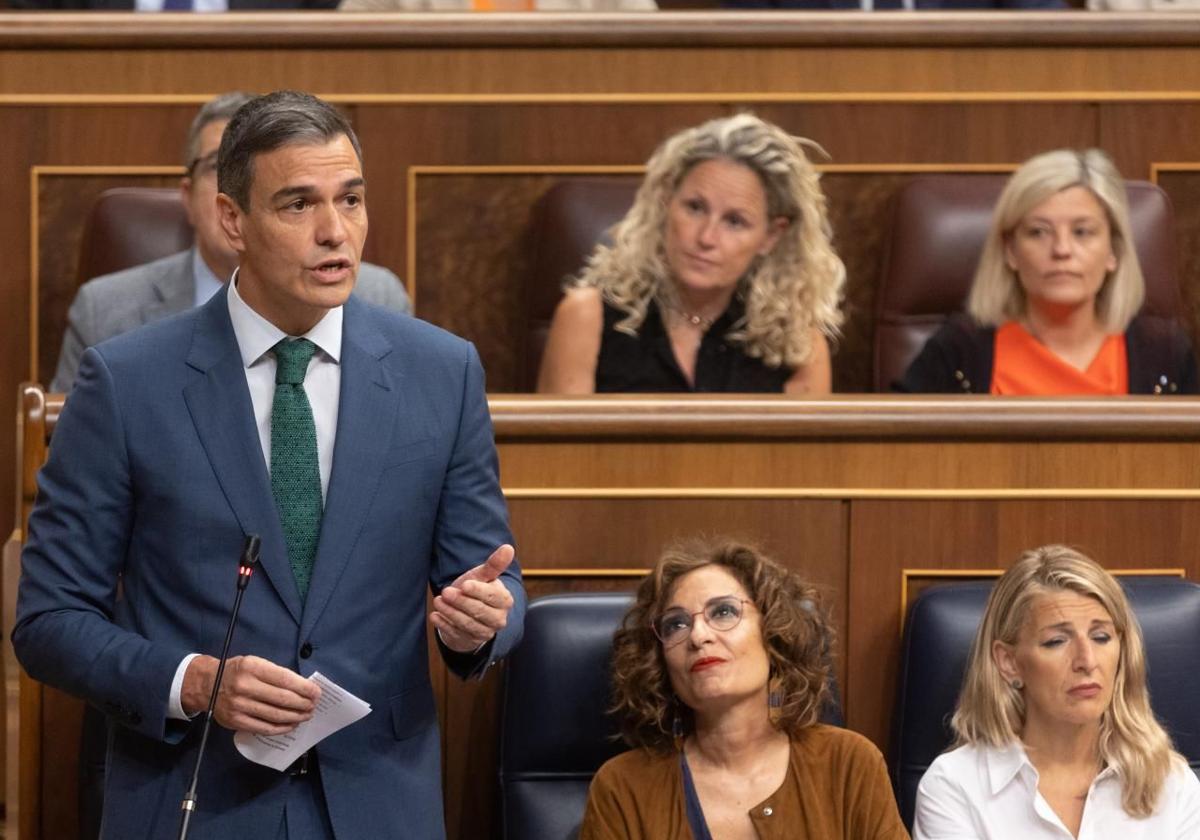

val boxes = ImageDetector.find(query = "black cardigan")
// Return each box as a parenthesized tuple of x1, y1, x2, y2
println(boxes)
(893, 313, 1200, 395)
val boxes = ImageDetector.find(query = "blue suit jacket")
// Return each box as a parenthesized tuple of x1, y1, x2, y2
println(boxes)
(14, 287, 525, 839)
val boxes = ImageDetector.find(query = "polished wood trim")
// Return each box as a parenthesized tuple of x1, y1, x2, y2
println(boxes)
(411, 164, 645, 176)
(1151, 162, 1200, 184)
(898, 566, 1188, 632)
(27, 165, 183, 177)
(405, 165, 418, 309)
(28, 167, 39, 385)
(3, 533, 21, 839)
(8, 12, 1200, 49)
(521, 568, 647, 577)
(410, 162, 1013, 175)
(29, 391, 1200, 442)
(5, 92, 1200, 106)
(503, 487, 1200, 499)
(487, 394, 1200, 440)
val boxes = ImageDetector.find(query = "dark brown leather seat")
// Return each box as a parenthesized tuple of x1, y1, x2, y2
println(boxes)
(75, 187, 193, 285)
(874, 175, 1183, 392)
(524, 177, 639, 390)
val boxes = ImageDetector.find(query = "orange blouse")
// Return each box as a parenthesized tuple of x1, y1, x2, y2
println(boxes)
(991, 321, 1128, 396)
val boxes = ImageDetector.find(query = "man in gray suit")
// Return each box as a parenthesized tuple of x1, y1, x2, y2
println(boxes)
(51, 91, 410, 392)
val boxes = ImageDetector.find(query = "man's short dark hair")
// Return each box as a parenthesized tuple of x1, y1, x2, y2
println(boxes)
(183, 91, 255, 170)
(217, 90, 363, 211)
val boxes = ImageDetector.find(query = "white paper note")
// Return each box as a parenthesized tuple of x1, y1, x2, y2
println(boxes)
(234, 671, 372, 771)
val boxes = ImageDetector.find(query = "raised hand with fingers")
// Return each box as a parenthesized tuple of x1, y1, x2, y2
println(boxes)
(430, 544, 517, 653)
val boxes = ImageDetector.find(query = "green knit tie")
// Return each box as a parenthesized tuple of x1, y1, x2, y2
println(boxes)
(271, 338, 322, 602)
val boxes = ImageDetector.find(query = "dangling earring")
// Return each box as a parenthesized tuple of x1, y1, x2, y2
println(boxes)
(671, 697, 685, 750)
(767, 672, 783, 723)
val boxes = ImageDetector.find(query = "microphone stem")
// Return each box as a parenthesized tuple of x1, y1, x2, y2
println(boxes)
(178, 559, 254, 840)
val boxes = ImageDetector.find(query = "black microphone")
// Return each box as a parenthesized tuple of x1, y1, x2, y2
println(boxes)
(178, 534, 261, 840)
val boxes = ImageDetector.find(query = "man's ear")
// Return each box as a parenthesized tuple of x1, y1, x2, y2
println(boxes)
(215, 193, 246, 253)
(179, 178, 197, 228)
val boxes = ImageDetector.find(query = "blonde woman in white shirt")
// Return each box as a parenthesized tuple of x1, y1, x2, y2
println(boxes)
(914, 545, 1200, 840)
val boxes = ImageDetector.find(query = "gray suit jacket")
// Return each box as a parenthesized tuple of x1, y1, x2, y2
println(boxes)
(51, 249, 411, 392)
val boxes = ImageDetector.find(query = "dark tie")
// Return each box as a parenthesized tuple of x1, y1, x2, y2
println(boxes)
(271, 338, 322, 602)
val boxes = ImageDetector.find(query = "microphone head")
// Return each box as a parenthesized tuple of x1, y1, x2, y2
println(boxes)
(241, 534, 262, 571)
(237, 535, 262, 589)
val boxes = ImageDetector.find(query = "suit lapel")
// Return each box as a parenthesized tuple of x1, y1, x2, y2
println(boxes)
(183, 288, 302, 624)
(300, 301, 402, 636)
(142, 251, 196, 325)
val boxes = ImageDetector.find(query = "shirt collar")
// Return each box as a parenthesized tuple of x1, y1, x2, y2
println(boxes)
(226, 268, 343, 369)
(986, 741, 1035, 796)
(985, 740, 1119, 796)
(191, 249, 226, 308)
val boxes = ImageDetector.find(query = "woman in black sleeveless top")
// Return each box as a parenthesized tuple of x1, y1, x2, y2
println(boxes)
(537, 114, 845, 395)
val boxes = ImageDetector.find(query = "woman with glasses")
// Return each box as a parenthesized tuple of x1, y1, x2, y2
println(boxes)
(580, 538, 908, 840)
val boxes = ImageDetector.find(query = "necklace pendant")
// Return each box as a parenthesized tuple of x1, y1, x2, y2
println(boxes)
(688, 314, 703, 327)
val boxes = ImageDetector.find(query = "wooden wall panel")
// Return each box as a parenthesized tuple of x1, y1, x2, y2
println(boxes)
(1152, 169, 1200, 340)
(1099, 102, 1200, 178)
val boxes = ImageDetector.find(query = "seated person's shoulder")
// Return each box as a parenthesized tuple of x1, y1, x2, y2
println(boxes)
(538, 286, 606, 393)
(351, 262, 411, 314)
(917, 742, 987, 798)
(794, 722, 887, 768)
(590, 747, 678, 797)
(75, 251, 191, 308)
(594, 745, 674, 780)
(554, 285, 605, 324)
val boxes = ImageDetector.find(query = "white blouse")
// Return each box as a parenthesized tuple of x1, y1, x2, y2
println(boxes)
(913, 742, 1200, 840)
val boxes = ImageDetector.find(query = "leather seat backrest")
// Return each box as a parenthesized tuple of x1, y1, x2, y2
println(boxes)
(499, 593, 634, 840)
(76, 187, 193, 286)
(523, 178, 639, 390)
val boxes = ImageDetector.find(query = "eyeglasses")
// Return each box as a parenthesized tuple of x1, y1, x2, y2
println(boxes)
(186, 150, 219, 179)
(651, 596, 753, 649)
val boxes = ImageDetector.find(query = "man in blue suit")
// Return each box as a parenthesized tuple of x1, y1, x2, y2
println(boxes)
(14, 90, 525, 839)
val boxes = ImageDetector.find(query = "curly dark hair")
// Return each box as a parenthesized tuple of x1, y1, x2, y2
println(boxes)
(610, 537, 832, 752)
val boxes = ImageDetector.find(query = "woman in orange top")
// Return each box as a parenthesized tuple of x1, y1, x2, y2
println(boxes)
(896, 149, 1197, 395)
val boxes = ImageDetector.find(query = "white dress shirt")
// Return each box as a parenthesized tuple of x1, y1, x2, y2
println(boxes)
(167, 273, 343, 719)
(914, 741, 1200, 840)
(191, 251, 225, 309)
